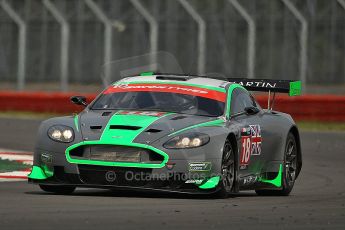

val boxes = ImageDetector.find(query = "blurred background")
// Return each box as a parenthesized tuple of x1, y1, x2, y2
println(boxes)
(0, 0, 344, 93)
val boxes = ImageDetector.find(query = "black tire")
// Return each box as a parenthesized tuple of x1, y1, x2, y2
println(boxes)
(255, 132, 298, 196)
(39, 184, 76, 195)
(215, 139, 236, 198)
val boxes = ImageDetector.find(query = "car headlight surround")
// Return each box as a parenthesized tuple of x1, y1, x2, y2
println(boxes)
(163, 132, 210, 149)
(48, 125, 74, 143)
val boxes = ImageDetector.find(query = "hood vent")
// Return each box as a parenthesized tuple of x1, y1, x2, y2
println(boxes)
(109, 125, 141, 130)
(102, 111, 112, 116)
(156, 75, 196, 81)
(170, 115, 187, 120)
(90, 126, 102, 130)
(156, 76, 188, 81)
(145, 128, 162, 133)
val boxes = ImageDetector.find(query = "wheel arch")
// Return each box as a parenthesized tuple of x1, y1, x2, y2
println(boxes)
(226, 132, 239, 193)
(289, 125, 302, 178)
(226, 132, 238, 154)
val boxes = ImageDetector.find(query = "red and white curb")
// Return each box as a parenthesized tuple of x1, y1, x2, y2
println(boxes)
(0, 149, 33, 181)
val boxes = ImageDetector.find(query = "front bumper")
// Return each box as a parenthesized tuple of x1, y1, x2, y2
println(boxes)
(28, 164, 221, 194)
(29, 144, 222, 194)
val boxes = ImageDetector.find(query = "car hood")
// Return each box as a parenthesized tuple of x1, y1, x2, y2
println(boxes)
(78, 110, 220, 144)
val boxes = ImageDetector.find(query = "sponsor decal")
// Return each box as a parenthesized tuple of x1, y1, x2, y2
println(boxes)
(185, 179, 203, 184)
(118, 110, 167, 117)
(250, 125, 262, 155)
(240, 135, 251, 166)
(228, 81, 277, 88)
(41, 153, 52, 164)
(104, 83, 226, 102)
(189, 162, 212, 172)
(242, 175, 258, 185)
(240, 125, 262, 166)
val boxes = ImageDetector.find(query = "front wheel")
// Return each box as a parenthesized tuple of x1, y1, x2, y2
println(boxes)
(39, 184, 76, 195)
(215, 139, 235, 198)
(255, 132, 298, 196)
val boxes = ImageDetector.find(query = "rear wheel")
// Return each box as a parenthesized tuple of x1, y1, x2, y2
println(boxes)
(215, 139, 235, 198)
(255, 132, 298, 196)
(39, 184, 76, 195)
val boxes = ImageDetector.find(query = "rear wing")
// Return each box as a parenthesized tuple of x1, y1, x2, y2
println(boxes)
(226, 78, 301, 96)
(136, 72, 302, 96)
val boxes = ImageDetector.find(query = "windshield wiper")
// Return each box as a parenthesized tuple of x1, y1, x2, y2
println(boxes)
(91, 107, 180, 113)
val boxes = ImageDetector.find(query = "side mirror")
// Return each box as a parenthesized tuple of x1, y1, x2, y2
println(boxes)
(229, 106, 260, 120)
(244, 106, 260, 115)
(70, 96, 87, 107)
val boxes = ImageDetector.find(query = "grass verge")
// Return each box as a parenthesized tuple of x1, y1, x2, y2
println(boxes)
(0, 159, 30, 173)
(296, 121, 345, 132)
(0, 111, 67, 120)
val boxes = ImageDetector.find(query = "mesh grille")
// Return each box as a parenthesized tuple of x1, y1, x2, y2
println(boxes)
(69, 145, 164, 163)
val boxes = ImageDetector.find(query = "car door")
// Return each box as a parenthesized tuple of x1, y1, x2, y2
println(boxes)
(228, 88, 265, 179)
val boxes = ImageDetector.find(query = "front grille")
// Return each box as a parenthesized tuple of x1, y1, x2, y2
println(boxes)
(77, 165, 193, 190)
(78, 165, 153, 186)
(69, 145, 164, 163)
(52, 166, 81, 184)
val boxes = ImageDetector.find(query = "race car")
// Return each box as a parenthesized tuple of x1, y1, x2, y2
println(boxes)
(28, 73, 302, 197)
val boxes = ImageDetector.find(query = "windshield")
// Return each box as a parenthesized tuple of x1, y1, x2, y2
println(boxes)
(91, 83, 226, 117)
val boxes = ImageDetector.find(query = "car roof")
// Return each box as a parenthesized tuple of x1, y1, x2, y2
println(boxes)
(115, 74, 231, 90)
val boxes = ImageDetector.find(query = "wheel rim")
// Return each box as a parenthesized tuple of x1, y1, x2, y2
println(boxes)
(285, 139, 297, 186)
(221, 142, 235, 193)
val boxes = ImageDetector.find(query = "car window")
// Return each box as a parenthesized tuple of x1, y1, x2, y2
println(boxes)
(230, 88, 258, 115)
(92, 91, 225, 117)
(91, 83, 227, 117)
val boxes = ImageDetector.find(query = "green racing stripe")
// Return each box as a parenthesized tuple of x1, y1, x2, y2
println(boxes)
(168, 119, 225, 136)
(66, 112, 171, 168)
(74, 115, 79, 132)
(99, 113, 168, 143)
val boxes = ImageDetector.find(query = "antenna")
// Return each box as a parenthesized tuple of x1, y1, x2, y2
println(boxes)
(185, 51, 198, 76)
(267, 90, 276, 110)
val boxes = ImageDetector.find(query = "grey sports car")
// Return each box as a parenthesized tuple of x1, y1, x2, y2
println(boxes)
(28, 73, 302, 198)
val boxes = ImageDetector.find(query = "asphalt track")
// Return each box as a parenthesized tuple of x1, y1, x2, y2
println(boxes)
(0, 117, 345, 229)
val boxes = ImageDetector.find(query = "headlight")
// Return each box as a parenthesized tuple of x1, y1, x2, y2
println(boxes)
(163, 133, 210, 149)
(48, 125, 74, 143)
